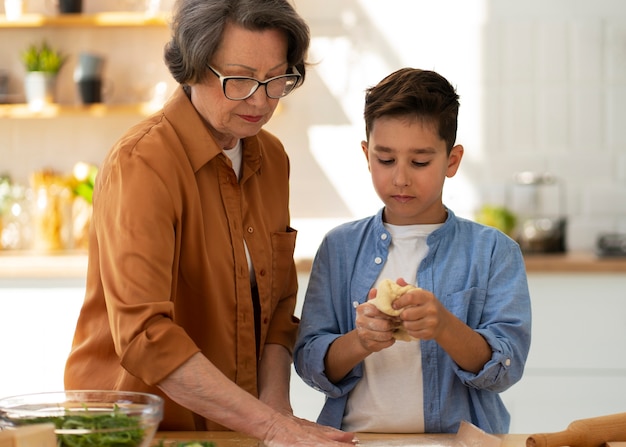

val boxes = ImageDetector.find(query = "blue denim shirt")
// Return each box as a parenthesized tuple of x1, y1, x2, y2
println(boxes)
(293, 208, 531, 434)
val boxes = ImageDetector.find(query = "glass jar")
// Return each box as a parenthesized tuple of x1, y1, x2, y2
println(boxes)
(0, 177, 33, 250)
(30, 171, 74, 252)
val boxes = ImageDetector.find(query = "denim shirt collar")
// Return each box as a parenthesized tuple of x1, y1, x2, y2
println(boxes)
(352, 206, 456, 304)
(373, 206, 457, 243)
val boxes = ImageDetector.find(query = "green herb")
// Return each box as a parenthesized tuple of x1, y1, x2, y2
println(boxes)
(14, 405, 145, 447)
(71, 162, 98, 204)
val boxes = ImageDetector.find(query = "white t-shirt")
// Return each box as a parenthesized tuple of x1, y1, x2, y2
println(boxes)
(223, 140, 256, 286)
(223, 139, 242, 179)
(342, 222, 441, 433)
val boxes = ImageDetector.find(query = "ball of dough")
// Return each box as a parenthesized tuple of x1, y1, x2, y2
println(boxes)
(368, 279, 420, 341)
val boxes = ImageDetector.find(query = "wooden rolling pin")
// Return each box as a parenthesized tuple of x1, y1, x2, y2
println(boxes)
(526, 412, 626, 447)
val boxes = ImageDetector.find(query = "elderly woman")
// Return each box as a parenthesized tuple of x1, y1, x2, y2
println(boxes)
(64, 0, 354, 445)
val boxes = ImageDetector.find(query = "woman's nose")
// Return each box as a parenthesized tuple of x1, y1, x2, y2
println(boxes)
(246, 84, 271, 104)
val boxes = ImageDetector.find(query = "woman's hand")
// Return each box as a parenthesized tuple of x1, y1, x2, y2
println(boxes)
(159, 353, 356, 447)
(262, 413, 356, 446)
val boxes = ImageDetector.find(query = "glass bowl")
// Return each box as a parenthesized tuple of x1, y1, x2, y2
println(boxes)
(0, 390, 163, 447)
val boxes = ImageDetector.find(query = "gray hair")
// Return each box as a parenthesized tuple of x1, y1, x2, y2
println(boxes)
(164, 0, 310, 86)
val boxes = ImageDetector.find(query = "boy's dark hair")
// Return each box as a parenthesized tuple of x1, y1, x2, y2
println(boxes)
(363, 68, 460, 153)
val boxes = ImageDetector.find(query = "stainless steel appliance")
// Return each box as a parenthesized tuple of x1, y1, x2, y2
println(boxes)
(510, 172, 566, 253)
(596, 233, 626, 257)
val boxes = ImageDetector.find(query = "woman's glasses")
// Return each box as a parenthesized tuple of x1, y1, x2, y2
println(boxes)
(208, 65, 301, 100)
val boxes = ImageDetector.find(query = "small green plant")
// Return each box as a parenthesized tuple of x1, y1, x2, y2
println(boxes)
(21, 40, 66, 74)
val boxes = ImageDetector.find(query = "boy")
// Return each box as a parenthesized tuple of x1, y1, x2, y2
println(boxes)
(293, 68, 531, 434)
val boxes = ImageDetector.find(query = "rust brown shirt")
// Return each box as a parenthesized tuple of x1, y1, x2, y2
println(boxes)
(64, 86, 299, 430)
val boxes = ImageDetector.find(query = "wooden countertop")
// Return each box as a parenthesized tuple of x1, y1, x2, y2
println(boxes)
(522, 251, 626, 273)
(154, 431, 529, 447)
(295, 251, 626, 275)
(0, 250, 89, 279)
(0, 250, 625, 280)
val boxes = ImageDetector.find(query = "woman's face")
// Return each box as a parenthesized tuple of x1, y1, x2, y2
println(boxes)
(190, 22, 289, 149)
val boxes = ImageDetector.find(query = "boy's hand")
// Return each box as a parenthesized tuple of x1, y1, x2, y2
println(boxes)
(391, 278, 448, 341)
(354, 288, 399, 352)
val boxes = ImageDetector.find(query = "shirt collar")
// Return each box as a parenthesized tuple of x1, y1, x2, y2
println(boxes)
(162, 86, 262, 175)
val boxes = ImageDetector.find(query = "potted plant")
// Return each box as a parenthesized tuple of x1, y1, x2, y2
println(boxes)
(20, 40, 66, 109)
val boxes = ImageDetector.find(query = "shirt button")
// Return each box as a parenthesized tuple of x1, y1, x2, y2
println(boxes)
(381, 233, 388, 240)
(505, 358, 511, 366)
(247, 227, 254, 233)
(374, 257, 382, 265)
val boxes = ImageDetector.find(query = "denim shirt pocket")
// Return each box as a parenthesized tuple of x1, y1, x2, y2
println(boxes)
(270, 226, 297, 302)
(441, 287, 487, 328)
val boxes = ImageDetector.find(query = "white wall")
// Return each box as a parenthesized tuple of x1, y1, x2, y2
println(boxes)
(2, 0, 626, 255)
(279, 0, 626, 253)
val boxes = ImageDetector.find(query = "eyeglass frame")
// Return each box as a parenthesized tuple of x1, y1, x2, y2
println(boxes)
(207, 65, 302, 101)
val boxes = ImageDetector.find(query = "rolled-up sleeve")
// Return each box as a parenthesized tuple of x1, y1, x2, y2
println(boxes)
(97, 149, 200, 385)
(453, 244, 532, 392)
(294, 240, 364, 398)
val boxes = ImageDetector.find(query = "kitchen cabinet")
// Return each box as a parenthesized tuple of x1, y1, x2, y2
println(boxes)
(500, 273, 626, 433)
(0, 277, 84, 399)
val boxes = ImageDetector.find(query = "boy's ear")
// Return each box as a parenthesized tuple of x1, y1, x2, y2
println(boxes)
(446, 144, 464, 178)
(361, 140, 371, 170)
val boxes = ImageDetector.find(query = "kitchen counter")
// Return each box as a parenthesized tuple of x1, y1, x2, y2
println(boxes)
(296, 251, 626, 274)
(1, 250, 626, 279)
(154, 431, 529, 447)
(522, 251, 626, 273)
(0, 250, 89, 279)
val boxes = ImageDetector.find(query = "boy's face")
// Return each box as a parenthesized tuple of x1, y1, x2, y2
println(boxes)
(362, 116, 463, 225)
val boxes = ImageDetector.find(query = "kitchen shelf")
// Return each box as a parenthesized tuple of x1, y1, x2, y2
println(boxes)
(0, 102, 162, 118)
(0, 12, 169, 28)
(0, 12, 169, 119)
